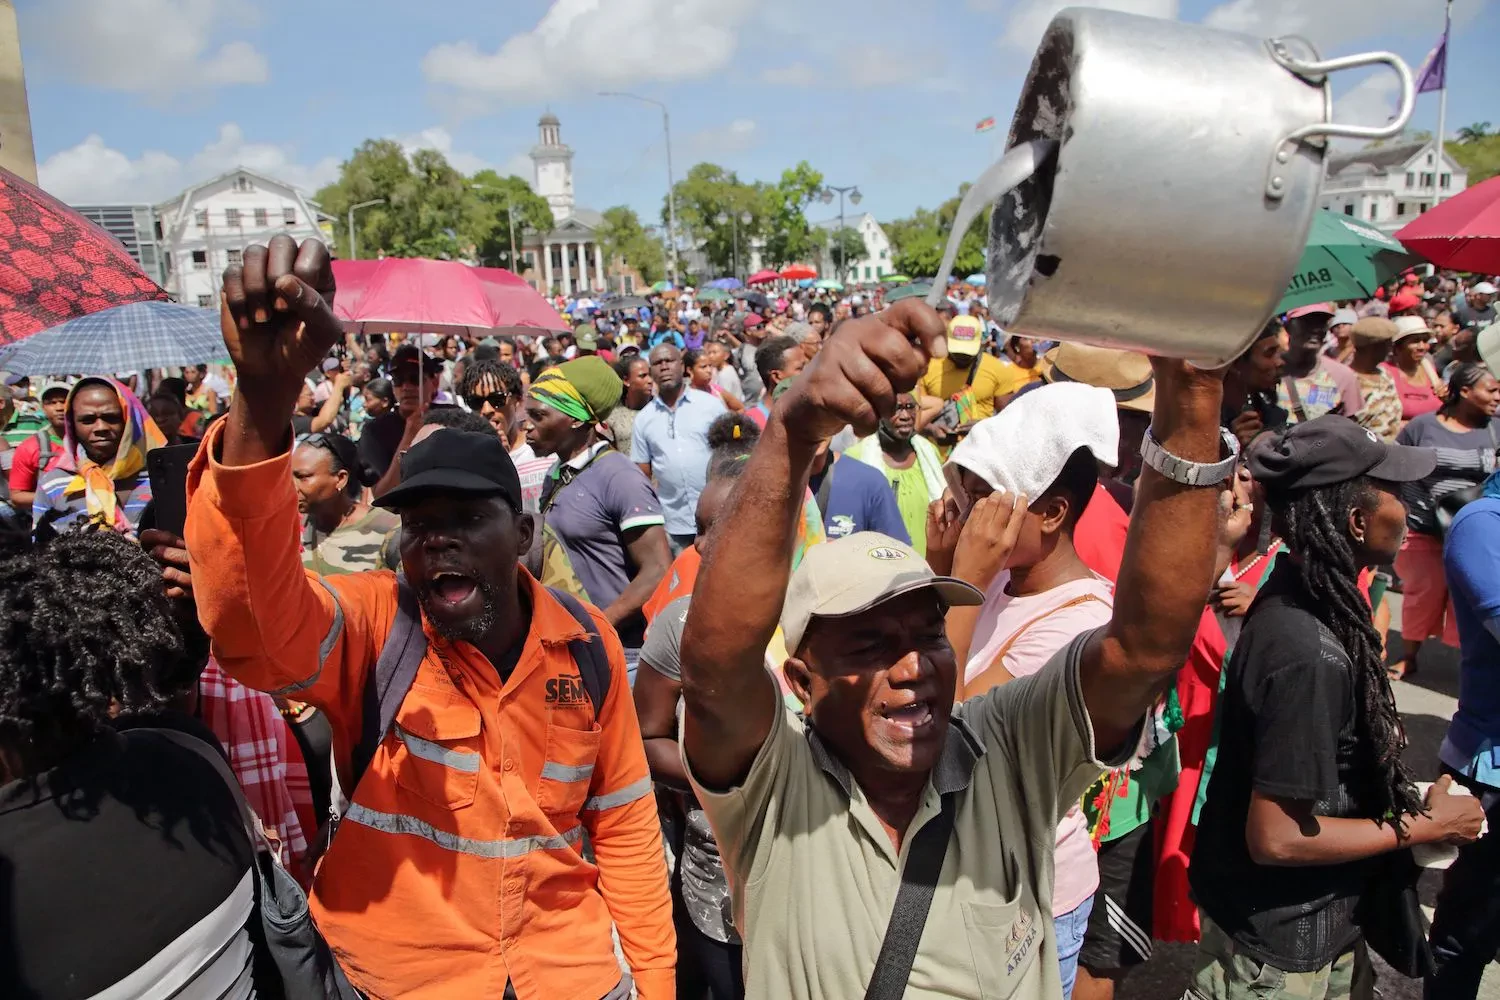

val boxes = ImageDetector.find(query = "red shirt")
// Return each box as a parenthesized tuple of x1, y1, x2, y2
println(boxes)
(1074, 483, 1130, 583)
(7, 429, 62, 494)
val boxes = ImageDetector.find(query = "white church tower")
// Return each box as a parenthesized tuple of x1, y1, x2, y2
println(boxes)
(531, 112, 574, 222)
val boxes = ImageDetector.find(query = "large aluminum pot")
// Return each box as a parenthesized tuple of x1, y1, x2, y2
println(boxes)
(987, 7, 1415, 366)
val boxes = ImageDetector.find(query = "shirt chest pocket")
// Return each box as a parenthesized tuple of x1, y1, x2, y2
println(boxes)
(538, 721, 602, 819)
(394, 694, 482, 811)
(962, 855, 1043, 999)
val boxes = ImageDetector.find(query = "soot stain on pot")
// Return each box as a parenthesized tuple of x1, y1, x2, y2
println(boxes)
(989, 14, 1073, 325)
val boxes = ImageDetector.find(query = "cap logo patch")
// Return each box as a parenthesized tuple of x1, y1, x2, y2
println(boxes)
(867, 546, 908, 561)
(1364, 428, 1379, 443)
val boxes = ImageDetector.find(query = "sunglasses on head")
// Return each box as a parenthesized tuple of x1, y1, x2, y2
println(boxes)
(464, 390, 509, 411)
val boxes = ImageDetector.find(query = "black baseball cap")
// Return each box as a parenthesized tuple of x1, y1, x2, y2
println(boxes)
(391, 344, 444, 374)
(374, 429, 523, 512)
(1248, 415, 1436, 492)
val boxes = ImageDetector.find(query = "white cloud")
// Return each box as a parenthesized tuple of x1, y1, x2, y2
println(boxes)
(836, 44, 925, 88)
(395, 126, 490, 176)
(38, 124, 339, 204)
(999, 0, 1179, 51)
(421, 0, 757, 105)
(26, 0, 268, 98)
(761, 63, 819, 87)
(683, 119, 759, 158)
(1328, 72, 1404, 147)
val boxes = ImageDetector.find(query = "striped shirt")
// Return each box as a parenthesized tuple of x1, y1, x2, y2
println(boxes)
(1396, 413, 1500, 536)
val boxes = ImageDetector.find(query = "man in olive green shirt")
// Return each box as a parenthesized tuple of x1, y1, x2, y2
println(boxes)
(677, 302, 1229, 998)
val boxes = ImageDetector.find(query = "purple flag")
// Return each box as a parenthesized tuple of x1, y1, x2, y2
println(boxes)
(1416, 31, 1447, 93)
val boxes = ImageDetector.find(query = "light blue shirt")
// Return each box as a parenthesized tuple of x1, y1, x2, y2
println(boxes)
(630, 387, 726, 534)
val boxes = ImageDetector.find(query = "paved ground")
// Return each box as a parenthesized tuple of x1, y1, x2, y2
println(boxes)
(1118, 596, 1500, 1000)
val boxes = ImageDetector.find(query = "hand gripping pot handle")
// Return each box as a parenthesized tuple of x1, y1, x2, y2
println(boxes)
(1263, 40, 1416, 200)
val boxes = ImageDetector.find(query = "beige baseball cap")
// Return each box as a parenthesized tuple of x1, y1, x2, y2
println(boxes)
(780, 532, 984, 654)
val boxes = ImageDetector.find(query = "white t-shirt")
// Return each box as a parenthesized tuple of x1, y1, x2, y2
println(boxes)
(965, 570, 1115, 915)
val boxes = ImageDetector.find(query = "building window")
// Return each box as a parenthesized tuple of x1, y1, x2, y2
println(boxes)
(227, 248, 243, 266)
(624, 275, 635, 293)
(1343, 203, 1354, 216)
(224, 208, 241, 228)
(1427, 152, 1434, 164)
(1420, 203, 1429, 214)
(194, 210, 209, 229)
(880, 248, 888, 259)
(197, 294, 213, 308)
(1441, 173, 1451, 189)
(1421, 172, 1434, 187)
(191, 250, 207, 270)
(283, 207, 297, 225)
(234, 176, 252, 193)
(1396, 202, 1406, 217)
(254, 208, 268, 227)
(1406, 171, 1415, 187)
(863, 265, 872, 280)
(1369, 203, 1378, 221)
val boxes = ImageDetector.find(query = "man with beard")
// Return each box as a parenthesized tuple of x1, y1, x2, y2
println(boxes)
(842, 391, 944, 553)
(184, 236, 675, 1000)
(632, 343, 726, 554)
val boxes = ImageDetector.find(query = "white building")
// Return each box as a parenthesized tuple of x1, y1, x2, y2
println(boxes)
(157, 168, 329, 308)
(517, 113, 617, 295)
(1320, 140, 1469, 236)
(812, 212, 894, 284)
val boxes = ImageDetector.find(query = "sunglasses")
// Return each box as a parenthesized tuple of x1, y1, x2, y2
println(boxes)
(464, 391, 509, 411)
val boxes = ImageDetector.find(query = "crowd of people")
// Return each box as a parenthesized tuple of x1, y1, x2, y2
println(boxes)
(2, 231, 1500, 1000)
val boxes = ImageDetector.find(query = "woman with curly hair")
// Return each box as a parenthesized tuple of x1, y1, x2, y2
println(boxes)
(0, 526, 259, 999)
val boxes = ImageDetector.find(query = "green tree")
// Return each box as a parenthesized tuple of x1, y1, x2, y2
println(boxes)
(883, 184, 987, 279)
(1456, 122, 1493, 142)
(465, 170, 553, 270)
(315, 141, 472, 260)
(598, 205, 666, 285)
(1451, 132, 1500, 185)
(825, 227, 867, 282)
(759, 161, 825, 268)
(663, 163, 764, 276)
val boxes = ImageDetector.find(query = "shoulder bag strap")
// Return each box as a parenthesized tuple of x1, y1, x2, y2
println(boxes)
(547, 587, 612, 721)
(862, 793, 957, 1000)
(349, 574, 428, 795)
(1281, 376, 1309, 424)
(989, 593, 1107, 669)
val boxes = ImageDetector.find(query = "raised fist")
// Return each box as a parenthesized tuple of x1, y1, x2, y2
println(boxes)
(773, 299, 947, 445)
(219, 235, 340, 396)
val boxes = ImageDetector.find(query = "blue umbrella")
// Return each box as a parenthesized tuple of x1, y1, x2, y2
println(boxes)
(0, 301, 225, 376)
(964, 273, 986, 286)
(707, 277, 742, 290)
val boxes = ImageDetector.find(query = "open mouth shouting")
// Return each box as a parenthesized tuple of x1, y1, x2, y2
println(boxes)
(878, 697, 936, 739)
(420, 568, 495, 640)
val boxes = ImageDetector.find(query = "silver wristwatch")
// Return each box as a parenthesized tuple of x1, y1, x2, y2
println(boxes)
(1139, 426, 1239, 487)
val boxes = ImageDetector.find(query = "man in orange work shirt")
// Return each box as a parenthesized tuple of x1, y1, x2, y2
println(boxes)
(184, 236, 674, 1000)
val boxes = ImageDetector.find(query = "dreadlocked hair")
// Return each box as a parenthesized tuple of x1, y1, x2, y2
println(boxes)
(1270, 476, 1423, 828)
(0, 523, 183, 758)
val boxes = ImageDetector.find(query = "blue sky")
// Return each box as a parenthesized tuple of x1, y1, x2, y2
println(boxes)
(20, 0, 1496, 226)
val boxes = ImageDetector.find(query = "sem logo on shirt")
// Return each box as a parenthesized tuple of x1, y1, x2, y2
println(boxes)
(545, 674, 590, 708)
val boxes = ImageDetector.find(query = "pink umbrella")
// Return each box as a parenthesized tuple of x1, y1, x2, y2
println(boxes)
(746, 269, 780, 285)
(331, 257, 568, 336)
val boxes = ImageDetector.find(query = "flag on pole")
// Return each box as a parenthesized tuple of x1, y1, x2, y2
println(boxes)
(975, 116, 996, 133)
(1415, 28, 1447, 93)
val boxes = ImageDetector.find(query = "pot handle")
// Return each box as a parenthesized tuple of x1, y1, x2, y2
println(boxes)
(1262, 42, 1415, 199)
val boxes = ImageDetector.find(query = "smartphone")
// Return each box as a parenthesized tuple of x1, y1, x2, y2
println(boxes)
(147, 444, 200, 537)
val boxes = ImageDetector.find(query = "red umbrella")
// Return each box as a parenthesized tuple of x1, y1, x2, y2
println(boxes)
(331, 258, 568, 335)
(0, 167, 167, 347)
(780, 263, 817, 280)
(1396, 176, 1500, 273)
(746, 269, 780, 285)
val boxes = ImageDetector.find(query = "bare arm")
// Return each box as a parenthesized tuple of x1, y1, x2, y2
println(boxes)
(370, 408, 424, 499)
(603, 524, 671, 628)
(633, 666, 689, 789)
(679, 301, 947, 790)
(307, 377, 347, 433)
(636, 462, 653, 481)
(1246, 779, 1481, 866)
(1080, 360, 1228, 755)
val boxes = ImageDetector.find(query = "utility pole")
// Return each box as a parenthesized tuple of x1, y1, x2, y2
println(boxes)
(347, 199, 385, 260)
(820, 184, 862, 282)
(600, 92, 679, 285)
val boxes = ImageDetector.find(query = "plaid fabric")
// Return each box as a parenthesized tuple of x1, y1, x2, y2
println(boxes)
(197, 660, 311, 877)
(0, 300, 224, 376)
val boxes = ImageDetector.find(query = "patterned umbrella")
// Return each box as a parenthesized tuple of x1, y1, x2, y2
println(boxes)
(0, 301, 223, 376)
(0, 168, 167, 347)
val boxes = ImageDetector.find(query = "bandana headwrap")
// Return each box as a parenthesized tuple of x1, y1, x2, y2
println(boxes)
(530, 356, 623, 424)
(44, 377, 165, 531)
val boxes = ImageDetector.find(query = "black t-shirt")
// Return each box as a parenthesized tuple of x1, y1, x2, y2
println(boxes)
(357, 406, 458, 487)
(1190, 560, 1373, 972)
(0, 725, 255, 998)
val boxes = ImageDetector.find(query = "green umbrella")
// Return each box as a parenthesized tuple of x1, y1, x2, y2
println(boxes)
(696, 288, 731, 302)
(813, 279, 843, 291)
(1277, 211, 1422, 312)
(651, 280, 674, 293)
(883, 282, 932, 303)
(881, 274, 911, 284)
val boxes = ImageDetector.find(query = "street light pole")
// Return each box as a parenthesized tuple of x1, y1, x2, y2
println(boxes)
(600, 91, 679, 286)
(820, 184, 862, 283)
(347, 198, 385, 261)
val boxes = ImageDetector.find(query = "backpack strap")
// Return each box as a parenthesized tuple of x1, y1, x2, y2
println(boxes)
(547, 587, 612, 721)
(348, 574, 428, 796)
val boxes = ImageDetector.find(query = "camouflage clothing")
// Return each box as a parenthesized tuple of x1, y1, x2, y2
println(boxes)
(1186, 915, 1374, 1000)
(538, 521, 590, 602)
(300, 507, 400, 576)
